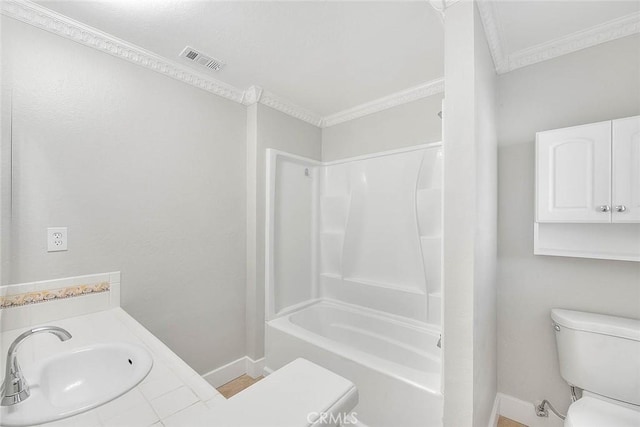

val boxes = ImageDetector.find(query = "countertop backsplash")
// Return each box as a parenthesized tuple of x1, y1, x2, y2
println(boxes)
(0, 272, 121, 332)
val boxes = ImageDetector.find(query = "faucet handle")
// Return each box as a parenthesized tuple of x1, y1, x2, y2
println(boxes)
(1, 366, 29, 406)
(1, 325, 72, 406)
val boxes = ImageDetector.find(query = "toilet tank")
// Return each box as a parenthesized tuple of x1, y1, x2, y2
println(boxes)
(551, 309, 640, 405)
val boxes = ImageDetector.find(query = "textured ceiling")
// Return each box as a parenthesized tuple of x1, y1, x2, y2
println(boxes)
(34, 1, 444, 116)
(491, 0, 639, 55)
(30, 1, 640, 116)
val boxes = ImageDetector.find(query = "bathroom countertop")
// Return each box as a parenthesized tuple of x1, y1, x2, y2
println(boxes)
(0, 307, 227, 427)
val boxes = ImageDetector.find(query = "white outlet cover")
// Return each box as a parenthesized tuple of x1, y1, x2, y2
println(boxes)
(47, 227, 68, 252)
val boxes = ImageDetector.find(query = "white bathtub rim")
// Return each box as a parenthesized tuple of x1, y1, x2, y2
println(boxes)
(328, 322, 440, 364)
(272, 297, 325, 319)
(284, 298, 442, 363)
(279, 298, 442, 335)
(268, 300, 442, 394)
(267, 318, 441, 395)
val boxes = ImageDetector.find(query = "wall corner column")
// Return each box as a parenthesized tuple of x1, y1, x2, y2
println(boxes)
(442, 1, 498, 425)
(245, 102, 259, 360)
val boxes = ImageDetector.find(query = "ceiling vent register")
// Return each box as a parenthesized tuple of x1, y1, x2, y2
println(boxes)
(179, 46, 225, 72)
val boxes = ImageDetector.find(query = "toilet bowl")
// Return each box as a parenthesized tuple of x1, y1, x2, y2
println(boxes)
(209, 358, 359, 427)
(552, 309, 640, 427)
(564, 395, 640, 427)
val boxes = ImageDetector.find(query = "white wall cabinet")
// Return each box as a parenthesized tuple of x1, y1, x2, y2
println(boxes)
(536, 121, 611, 223)
(535, 115, 640, 261)
(612, 116, 640, 223)
(537, 116, 640, 224)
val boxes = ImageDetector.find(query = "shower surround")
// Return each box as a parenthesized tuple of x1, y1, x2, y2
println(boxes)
(264, 143, 443, 427)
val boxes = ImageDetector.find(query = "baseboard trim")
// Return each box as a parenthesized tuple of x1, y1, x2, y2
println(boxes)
(202, 357, 246, 388)
(493, 393, 565, 427)
(202, 356, 266, 388)
(246, 356, 265, 378)
(488, 393, 500, 427)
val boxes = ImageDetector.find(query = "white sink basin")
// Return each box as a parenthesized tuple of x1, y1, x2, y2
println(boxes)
(0, 342, 153, 426)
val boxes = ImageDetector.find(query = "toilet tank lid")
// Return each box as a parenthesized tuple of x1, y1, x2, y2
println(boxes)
(551, 309, 640, 342)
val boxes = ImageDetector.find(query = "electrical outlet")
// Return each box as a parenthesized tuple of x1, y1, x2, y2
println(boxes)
(47, 227, 68, 252)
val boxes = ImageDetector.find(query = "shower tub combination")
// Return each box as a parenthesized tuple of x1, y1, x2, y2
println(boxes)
(264, 144, 443, 427)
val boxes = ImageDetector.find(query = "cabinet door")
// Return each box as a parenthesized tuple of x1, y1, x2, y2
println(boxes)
(536, 121, 611, 222)
(612, 116, 640, 223)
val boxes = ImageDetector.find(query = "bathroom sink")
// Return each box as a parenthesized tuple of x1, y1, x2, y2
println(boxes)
(0, 342, 152, 426)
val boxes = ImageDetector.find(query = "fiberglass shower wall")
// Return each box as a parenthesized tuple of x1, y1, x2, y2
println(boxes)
(319, 145, 442, 324)
(266, 144, 443, 325)
(267, 152, 320, 318)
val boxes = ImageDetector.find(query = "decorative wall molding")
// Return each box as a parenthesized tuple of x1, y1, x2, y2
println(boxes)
(321, 78, 445, 128)
(476, 0, 508, 73)
(260, 90, 324, 127)
(242, 85, 264, 106)
(1, 0, 445, 129)
(242, 85, 323, 126)
(4, 0, 639, 127)
(0, 282, 110, 308)
(1, 0, 245, 103)
(478, 1, 640, 74)
(506, 12, 640, 73)
(1, 0, 443, 129)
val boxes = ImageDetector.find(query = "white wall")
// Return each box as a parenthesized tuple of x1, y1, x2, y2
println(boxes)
(0, 66, 10, 284)
(245, 103, 322, 360)
(442, 2, 497, 426)
(497, 33, 640, 413)
(472, 6, 498, 426)
(1, 17, 247, 374)
(321, 95, 443, 161)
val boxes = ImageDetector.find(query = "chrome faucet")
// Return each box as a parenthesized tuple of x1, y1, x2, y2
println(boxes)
(1, 326, 72, 406)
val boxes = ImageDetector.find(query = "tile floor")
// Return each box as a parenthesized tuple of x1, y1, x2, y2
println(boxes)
(498, 416, 528, 427)
(216, 374, 264, 399)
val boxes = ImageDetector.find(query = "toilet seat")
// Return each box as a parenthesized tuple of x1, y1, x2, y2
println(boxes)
(208, 358, 359, 427)
(565, 396, 640, 427)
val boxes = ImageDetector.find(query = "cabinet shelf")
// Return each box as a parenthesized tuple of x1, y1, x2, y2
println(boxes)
(535, 115, 640, 261)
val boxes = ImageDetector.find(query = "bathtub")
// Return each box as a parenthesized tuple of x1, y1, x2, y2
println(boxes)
(265, 300, 443, 427)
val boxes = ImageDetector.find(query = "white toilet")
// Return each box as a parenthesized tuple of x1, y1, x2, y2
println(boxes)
(552, 309, 640, 427)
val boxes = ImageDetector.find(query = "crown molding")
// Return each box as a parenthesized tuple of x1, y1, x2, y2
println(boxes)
(321, 78, 444, 128)
(0, 0, 325, 127)
(1, 0, 439, 129)
(1, 0, 245, 103)
(478, 1, 640, 75)
(260, 90, 324, 127)
(476, 0, 508, 73)
(241, 85, 264, 106)
(5, 0, 639, 128)
(506, 12, 640, 73)
(241, 85, 324, 128)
